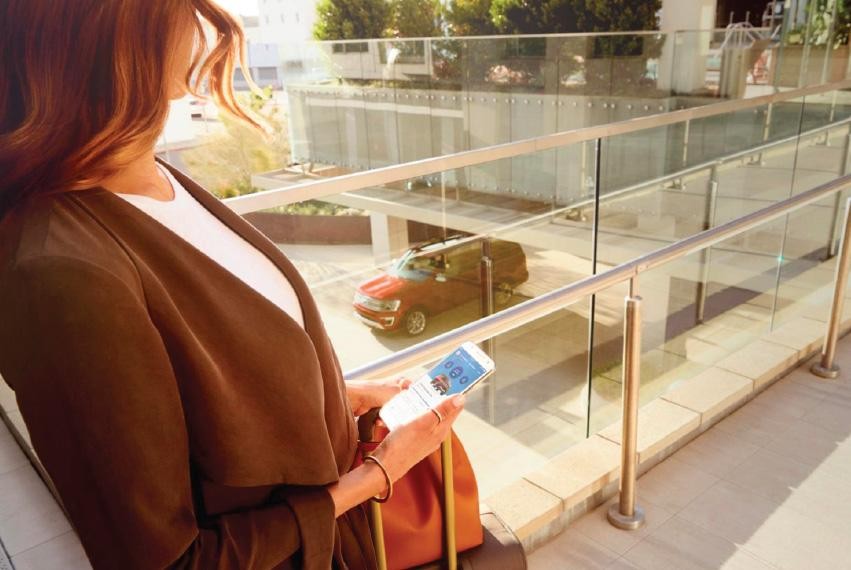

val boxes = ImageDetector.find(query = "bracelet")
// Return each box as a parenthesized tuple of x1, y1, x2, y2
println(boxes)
(363, 455, 393, 503)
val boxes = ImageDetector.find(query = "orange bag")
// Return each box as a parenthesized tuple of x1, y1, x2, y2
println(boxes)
(355, 413, 484, 570)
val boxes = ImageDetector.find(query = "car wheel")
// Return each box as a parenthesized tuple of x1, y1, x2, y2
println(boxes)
(404, 308, 427, 336)
(494, 282, 514, 307)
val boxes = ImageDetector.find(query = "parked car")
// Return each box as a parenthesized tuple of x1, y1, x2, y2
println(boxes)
(353, 235, 529, 336)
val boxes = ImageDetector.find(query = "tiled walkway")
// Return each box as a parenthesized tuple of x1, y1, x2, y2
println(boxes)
(529, 335, 851, 570)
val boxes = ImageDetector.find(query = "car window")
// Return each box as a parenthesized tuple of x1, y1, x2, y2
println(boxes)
(387, 251, 441, 281)
(446, 242, 481, 277)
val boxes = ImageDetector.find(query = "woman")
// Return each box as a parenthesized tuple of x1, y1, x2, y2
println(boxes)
(0, 1, 464, 568)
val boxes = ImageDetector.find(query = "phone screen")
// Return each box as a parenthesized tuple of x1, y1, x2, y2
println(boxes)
(379, 344, 494, 431)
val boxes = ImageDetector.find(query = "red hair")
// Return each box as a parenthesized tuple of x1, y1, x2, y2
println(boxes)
(0, 0, 267, 218)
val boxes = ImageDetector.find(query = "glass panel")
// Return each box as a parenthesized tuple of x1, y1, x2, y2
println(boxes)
(774, 90, 851, 326)
(235, 156, 596, 497)
(588, 221, 784, 434)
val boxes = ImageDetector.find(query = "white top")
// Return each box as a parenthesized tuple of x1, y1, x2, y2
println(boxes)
(114, 164, 305, 329)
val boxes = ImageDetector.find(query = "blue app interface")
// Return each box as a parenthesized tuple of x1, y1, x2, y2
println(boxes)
(426, 348, 488, 396)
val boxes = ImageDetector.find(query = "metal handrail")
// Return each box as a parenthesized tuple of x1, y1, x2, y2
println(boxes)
(344, 173, 851, 381)
(306, 27, 769, 45)
(232, 78, 851, 214)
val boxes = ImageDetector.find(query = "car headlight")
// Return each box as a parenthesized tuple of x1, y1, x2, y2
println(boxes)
(379, 299, 402, 312)
(354, 294, 401, 312)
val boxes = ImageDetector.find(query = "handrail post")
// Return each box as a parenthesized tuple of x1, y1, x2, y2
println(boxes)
(826, 127, 851, 258)
(480, 238, 496, 423)
(754, 102, 773, 165)
(696, 163, 720, 323)
(607, 283, 646, 530)
(812, 197, 851, 379)
(673, 119, 691, 189)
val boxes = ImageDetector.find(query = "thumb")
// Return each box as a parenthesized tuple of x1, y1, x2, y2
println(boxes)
(434, 393, 465, 417)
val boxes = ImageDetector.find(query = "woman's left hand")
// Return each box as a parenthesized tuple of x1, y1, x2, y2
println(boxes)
(346, 378, 412, 416)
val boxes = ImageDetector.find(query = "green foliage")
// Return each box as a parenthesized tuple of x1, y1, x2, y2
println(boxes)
(313, 0, 390, 40)
(182, 86, 290, 199)
(489, 0, 659, 35)
(445, 0, 497, 36)
(785, 0, 851, 48)
(270, 201, 361, 215)
(389, 0, 441, 37)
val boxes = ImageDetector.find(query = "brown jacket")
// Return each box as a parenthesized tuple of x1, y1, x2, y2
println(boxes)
(0, 157, 377, 569)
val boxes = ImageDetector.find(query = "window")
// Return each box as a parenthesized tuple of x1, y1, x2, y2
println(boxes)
(295, 12, 300, 23)
(333, 42, 369, 54)
(258, 68, 278, 80)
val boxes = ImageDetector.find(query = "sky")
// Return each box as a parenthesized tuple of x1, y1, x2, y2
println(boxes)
(215, 0, 259, 16)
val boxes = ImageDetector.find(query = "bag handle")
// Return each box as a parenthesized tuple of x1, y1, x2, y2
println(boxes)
(357, 408, 458, 570)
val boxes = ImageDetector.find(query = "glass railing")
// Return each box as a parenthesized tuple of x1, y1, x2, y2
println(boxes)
(274, 29, 850, 175)
(203, 82, 851, 497)
(156, 29, 851, 202)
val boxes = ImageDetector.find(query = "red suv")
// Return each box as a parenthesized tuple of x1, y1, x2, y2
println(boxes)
(353, 236, 529, 336)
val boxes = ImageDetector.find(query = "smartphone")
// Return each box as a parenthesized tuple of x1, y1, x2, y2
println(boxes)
(379, 341, 495, 431)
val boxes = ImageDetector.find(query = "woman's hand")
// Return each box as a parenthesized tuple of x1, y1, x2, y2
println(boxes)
(326, 393, 464, 517)
(346, 378, 412, 416)
(370, 395, 465, 483)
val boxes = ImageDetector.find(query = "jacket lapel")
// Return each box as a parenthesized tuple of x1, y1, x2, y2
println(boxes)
(153, 157, 326, 348)
(151, 158, 357, 470)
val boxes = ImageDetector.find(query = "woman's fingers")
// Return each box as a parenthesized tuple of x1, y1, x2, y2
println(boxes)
(428, 394, 465, 432)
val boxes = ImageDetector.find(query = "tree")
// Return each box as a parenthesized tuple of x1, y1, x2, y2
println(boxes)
(579, 0, 660, 34)
(489, 0, 659, 35)
(182, 87, 290, 199)
(389, 0, 441, 37)
(312, 0, 390, 40)
(445, 0, 497, 36)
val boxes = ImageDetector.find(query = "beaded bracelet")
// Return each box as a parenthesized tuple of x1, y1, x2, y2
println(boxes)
(363, 455, 393, 503)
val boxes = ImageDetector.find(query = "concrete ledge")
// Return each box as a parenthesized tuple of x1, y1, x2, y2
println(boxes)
(483, 479, 563, 543)
(597, 399, 701, 462)
(661, 368, 754, 427)
(760, 316, 828, 359)
(715, 339, 799, 390)
(524, 435, 620, 511)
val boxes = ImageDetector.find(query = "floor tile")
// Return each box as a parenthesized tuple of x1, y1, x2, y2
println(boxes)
(671, 428, 760, 478)
(763, 418, 851, 479)
(528, 528, 620, 570)
(0, 427, 28, 476)
(0, 465, 71, 555)
(571, 495, 675, 556)
(622, 516, 777, 570)
(712, 401, 792, 447)
(11, 531, 91, 570)
(800, 398, 851, 436)
(722, 448, 816, 504)
(634, 457, 719, 512)
(749, 378, 825, 419)
(677, 480, 786, 545)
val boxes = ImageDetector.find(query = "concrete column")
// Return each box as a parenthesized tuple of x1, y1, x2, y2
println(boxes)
(658, 0, 718, 94)
(370, 213, 410, 264)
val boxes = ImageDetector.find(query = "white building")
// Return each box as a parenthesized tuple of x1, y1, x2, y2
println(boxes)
(256, 0, 317, 43)
(255, 0, 323, 85)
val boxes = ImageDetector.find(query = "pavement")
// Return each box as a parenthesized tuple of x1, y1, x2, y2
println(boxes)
(528, 334, 851, 570)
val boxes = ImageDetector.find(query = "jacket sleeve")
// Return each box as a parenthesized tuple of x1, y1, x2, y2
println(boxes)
(0, 255, 336, 570)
